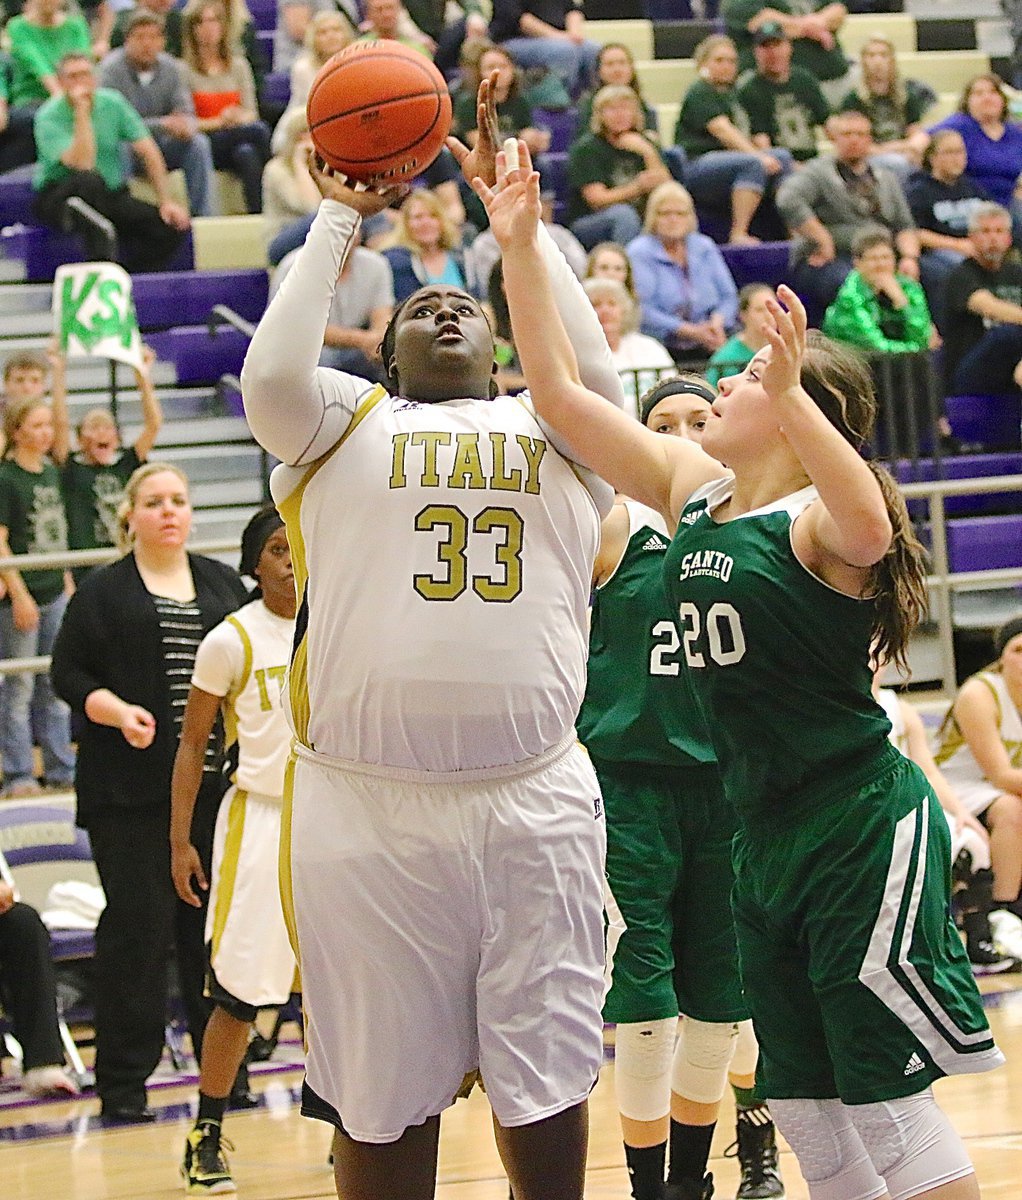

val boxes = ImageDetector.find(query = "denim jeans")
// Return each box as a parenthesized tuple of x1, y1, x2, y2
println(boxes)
(157, 129, 216, 217)
(0, 592, 75, 789)
(570, 203, 642, 251)
(499, 36, 600, 98)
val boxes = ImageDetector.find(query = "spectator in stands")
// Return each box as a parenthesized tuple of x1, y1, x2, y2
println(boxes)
(567, 85, 671, 251)
(582, 275, 674, 420)
(1, 54, 37, 173)
(776, 108, 920, 317)
(6, 0, 92, 108)
(908, 128, 993, 333)
(943, 201, 1022, 398)
(489, 0, 600, 101)
(627, 180, 739, 362)
(736, 22, 831, 165)
(50, 462, 249, 1124)
(722, 0, 850, 104)
(585, 239, 637, 301)
(0, 849, 80, 1096)
(287, 6, 351, 112)
(111, 0, 183, 58)
(576, 41, 657, 140)
(453, 42, 549, 157)
(1, 350, 50, 424)
(263, 107, 319, 264)
(405, 0, 489, 75)
(929, 73, 1022, 238)
(933, 615, 1022, 965)
(100, 9, 216, 217)
(32, 52, 189, 272)
(356, 0, 430, 55)
(0, 396, 76, 797)
(705, 280, 774, 385)
(50, 344, 163, 579)
(837, 35, 933, 185)
(274, 0, 353, 74)
(485, 260, 527, 394)
(468, 188, 587, 295)
(274, 221, 395, 378)
(822, 228, 934, 353)
(382, 188, 479, 301)
(675, 34, 793, 247)
(182, 0, 271, 214)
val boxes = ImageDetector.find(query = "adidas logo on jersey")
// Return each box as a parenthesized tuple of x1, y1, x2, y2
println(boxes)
(903, 1052, 926, 1076)
(679, 510, 702, 526)
(641, 534, 668, 552)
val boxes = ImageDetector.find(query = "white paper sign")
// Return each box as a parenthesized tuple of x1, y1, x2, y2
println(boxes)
(52, 261, 143, 370)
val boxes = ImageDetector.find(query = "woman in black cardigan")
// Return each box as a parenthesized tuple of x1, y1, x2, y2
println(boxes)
(51, 462, 248, 1123)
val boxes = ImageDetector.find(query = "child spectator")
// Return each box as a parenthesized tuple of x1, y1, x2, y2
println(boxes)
(49, 344, 163, 579)
(1, 351, 50, 449)
(706, 282, 775, 386)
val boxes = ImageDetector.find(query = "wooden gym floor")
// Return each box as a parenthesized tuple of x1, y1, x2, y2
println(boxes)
(2, 975, 1020, 1199)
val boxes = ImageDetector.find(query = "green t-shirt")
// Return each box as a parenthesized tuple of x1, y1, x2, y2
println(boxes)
(839, 80, 931, 144)
(737, 67, 830, 161)
(0, 458, 69, 605)
(61, 446, 140, 555)
(577, 501, 714, 768)
(663, 480, 891, 825)
(723, 0, 848, 82)
(675, 77, 752, 158)
(7, 14, 92, 106)
(33, 88, 149, 191)
(452, 88, 534, 142)
(567, 131, 649, 224)
(706, 335, 755, 386)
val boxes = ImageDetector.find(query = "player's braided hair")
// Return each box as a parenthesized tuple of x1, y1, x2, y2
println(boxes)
(800, 332, 928, 672)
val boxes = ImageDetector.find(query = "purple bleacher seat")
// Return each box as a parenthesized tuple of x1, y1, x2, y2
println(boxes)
(263, 70, 291, 108)
(1, 224, 194, 282)
(248, 0, 278, 33)
(644, 1, 699, 17)
(0, 169, 36, 227)
(946, 513, 1022, 572)
(720, 241, 791, 290)
(146, 324, 249, 384)
(945, 394, 1022, 450)
(533, 107, 579, 153)
(256, 27, 275, 58)
(894, 453, 1022, 517)
(132, 269, 269, 331)
(535, 150, 568, 222)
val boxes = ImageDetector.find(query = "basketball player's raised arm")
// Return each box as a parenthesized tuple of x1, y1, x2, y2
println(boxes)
(476, 147, 723, 520)
(241, 172, 401, 466)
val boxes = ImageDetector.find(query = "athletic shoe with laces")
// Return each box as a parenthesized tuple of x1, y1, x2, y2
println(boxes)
(181, 1121, 236, 1195)
(990, 909, 1022, 962)
(663, 1172, 714, 1200)
(725, 1109, 785, 1199)
(968, 937, 1021, 975)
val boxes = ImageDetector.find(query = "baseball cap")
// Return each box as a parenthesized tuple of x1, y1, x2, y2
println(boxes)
(754, 21, 788, 44)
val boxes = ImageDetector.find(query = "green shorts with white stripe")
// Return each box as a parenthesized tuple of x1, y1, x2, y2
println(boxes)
(733, 749, 1005, 1105)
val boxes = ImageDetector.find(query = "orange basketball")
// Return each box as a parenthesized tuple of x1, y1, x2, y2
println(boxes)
(307, 41, 453, 182)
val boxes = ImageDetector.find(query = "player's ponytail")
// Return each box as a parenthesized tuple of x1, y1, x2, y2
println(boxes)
(801, 332, 928, 671)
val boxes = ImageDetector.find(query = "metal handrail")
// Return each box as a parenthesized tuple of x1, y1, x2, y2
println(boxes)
(207, 304, 256, 340)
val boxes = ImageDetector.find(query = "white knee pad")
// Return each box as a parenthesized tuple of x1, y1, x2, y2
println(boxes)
(670, 1019, 738, 1105)
(614, 1018, 677, 1123)
(728, 1019, 759, 1079)
(769, 1098, 887, 1200)
(845, 1089, 976, 1200)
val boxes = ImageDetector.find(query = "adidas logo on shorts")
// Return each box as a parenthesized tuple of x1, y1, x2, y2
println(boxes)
(903, 1052, 926, 1076)
(641, 534, 669, 551)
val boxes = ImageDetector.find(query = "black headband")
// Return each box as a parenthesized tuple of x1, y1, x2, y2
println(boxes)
(239, 506, 284, 578)
(639, 376, 715, 427)
(994, 616, 1022, 658)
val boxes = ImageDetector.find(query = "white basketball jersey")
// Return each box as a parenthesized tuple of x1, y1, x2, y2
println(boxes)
(935, 670, 1022, 790)
(274, 387, 604, 772)
(191, 599, 295, 797)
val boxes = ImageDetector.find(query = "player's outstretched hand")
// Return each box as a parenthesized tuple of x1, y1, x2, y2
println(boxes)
(760, 284, 807, 405)
(446, 71, 500, 190)
(307, 150, 406, 215)
(472, 139, 541, 250)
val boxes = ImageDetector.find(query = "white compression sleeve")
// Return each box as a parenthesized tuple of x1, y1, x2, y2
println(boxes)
(615, 1018, 677, 1123)
(241, 200, 377, 466)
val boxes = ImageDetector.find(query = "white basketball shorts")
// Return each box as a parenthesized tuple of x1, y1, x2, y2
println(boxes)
(285, 733, 607, 1143)
(206, 786, 297, 1010)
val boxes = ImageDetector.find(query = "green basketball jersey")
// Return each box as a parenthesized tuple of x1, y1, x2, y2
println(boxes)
(663, 480, 892, 823)
(577, 501, 715, 768)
